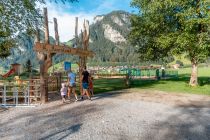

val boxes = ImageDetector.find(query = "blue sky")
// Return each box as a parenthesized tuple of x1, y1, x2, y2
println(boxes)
(42, 0, 137, 42)
(64, 0, 137, 15)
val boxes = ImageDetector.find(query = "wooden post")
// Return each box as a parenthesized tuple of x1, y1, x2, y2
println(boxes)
(79, 29, 83, 94)
(75, 17, 78, 40)
(44, 8, 49, 44)
(75, 19, 83, 94)
(40, 59, 47, 103)
(83, 20, 89, 65)
(78, 20, 90, 94)
(54, 18, 59, 45)
(40, 7, 50, 103)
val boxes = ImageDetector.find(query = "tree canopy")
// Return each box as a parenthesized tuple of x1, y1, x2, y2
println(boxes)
(0, 0, 77, 58)
(130, 0, 210, 86)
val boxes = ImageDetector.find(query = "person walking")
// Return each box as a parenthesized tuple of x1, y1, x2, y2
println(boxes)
(89, 75, 94, 96)
(67, 69, 78, 102)
(81, 66, 91, 100)
(60, 83, 67, 103)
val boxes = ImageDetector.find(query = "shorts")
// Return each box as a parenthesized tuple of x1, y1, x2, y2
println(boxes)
(82, 82, 88, 89)
(69, 83, 76, 87)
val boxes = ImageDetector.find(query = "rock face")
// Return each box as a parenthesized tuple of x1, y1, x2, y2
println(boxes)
(93, 15, 104, 23)
(0, 10, 138, 69)
(103, 24, 126, 43)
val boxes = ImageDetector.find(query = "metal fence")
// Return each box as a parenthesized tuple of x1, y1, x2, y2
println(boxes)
(0, 81, 40, 107)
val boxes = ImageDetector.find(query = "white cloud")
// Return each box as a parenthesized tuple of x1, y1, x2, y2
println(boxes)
(38, 2, 94, 42)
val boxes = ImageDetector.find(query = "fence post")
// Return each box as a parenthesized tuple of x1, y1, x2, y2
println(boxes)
(3, 85, 6, 106)
(27, 84, 30, 105)
(56, 76, 58, 92)
(15, 87, 18, 106)
(24, 86, 27, 104)
(156, 69, 160, 80)
(161, 69, 165, 78)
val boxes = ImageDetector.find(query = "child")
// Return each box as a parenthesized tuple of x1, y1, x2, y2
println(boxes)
(89, 76, 94, 96)
(60, 83, 67, 103)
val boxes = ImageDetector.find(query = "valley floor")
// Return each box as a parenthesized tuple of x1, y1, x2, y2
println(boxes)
(1, 89, 210, 140)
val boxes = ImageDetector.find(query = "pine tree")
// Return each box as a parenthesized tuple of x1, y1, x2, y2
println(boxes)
(26, 59, 32, 72)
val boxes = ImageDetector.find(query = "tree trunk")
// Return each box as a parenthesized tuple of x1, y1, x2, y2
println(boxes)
(189, 61, 198, 86)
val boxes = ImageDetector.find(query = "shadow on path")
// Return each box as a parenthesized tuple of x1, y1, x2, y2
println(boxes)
(142, 106, 210, 140)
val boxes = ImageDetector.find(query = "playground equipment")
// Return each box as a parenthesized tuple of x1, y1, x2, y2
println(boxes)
(14, 76, 27, 86)
(1, 63, 21, 78)
(34, 8, 94, 103)
(1, 68, 15, 78)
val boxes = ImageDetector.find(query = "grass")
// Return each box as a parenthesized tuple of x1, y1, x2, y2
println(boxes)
(74, 78, 127, 95)
(131, 67, 210, 95)
(179, 67, 210, 77)
(92, 78, 127, 94)
(132, 78, 210, 95)
(91, 67, 210, 96)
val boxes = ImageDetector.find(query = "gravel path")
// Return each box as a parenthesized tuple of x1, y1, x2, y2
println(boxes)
(1, 89, 210, 140)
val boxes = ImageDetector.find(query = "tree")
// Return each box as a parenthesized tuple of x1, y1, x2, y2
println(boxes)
(130, 0, 210, 86)
(0, 0, 77, 58)
(26, 59, 32, 72)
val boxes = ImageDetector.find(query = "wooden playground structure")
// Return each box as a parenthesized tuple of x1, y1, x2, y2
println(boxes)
(35, 8, 94, 103)
(0, 7, 94, 106)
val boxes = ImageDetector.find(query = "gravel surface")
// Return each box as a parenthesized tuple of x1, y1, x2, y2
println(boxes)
(1, 89, 210, 140)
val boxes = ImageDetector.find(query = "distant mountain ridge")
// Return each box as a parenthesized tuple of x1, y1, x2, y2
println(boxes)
(0, 10, 138, 70)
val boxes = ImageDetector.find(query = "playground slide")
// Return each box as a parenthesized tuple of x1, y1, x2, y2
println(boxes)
(1, 68, 15, 78)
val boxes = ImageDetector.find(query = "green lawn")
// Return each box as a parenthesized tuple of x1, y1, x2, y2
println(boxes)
(132, 67, 210, 95)
(91, 67, 210, 95)
(93, 78, 127, 94)
(75, 78, 127, 95)
(179, 67, 210, 77)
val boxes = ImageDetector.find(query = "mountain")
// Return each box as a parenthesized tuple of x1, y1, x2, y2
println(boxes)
(0, 33, 38, 70)
(88, 10, 138, 64)
(0, 10, 138, 70)
(0, 32, 56, 71)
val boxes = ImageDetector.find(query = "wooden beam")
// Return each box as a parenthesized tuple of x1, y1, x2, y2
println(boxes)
(34, 42, 94, 57)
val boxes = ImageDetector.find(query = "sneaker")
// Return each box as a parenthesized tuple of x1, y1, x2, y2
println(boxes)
(75, 99, 78, 102)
